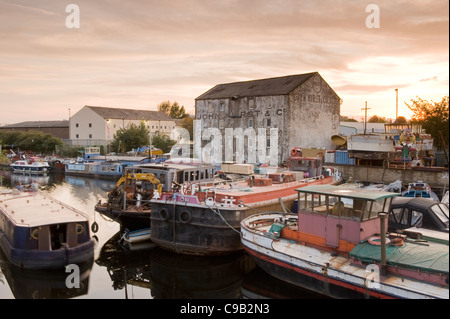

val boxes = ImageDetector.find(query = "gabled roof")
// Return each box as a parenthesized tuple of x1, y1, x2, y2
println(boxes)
(196, 72, 318, 100)
(85, 106, 173, 121)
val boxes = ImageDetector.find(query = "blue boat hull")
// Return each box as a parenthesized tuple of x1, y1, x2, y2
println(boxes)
(0, 233, 94, 269)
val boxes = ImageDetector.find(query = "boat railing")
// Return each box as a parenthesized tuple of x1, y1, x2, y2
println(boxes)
(45, 194, 90, 220)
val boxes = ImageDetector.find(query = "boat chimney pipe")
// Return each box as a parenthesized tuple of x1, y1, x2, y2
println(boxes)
(378, 212, 388, 276)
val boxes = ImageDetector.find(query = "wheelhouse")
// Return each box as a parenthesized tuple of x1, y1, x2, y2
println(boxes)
(294, 185, 400, 253)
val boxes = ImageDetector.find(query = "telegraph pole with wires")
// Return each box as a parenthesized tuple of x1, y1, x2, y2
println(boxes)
(361, 101, 371, 134)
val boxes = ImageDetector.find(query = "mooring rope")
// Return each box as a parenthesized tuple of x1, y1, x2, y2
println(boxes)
(206, 205, 241, 234)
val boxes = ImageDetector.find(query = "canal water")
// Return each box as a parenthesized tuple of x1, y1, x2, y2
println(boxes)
(0, 170, 325, 300)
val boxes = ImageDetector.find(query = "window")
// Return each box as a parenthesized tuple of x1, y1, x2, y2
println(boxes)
(248, 99, 255, 109)
(76, 134, 79, 138)
(411, 210, 423, 227)
(220, 102, 225, 111)
(389, 207, 408, 226)
(266, 138, 270, 147)
(248, 119, 253, 127)
(89, 123, 92, 127)
(266, 119, 271, 126)
(76, 123, 79, 128)
(159, 173, 166, 186)
(89, 134, 92, 139)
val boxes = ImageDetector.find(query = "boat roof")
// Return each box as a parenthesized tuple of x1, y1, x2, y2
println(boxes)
(296, 185, 400, 201)
(132, 163, 215, 171)
(392, 196, 443, 208)
(0, 192, 88, 227)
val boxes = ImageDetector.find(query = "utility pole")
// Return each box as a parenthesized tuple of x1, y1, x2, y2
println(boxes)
(395, 89, 398, 120)
(361, 101, 371, 134)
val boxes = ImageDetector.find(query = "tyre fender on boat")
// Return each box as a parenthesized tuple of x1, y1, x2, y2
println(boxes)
(179, 210, 193, 223)
(91, 221, 99, 233)
(160, 208, 170, 221)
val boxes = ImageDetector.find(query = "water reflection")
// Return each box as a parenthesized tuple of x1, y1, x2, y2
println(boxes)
(96, 232, 153, 298)
(150, 248, 255, 299)
(242, 266, 329, 299)
(0, 250, 92, 299)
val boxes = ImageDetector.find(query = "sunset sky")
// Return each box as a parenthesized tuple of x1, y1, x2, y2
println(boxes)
(0, 0, 448, 125)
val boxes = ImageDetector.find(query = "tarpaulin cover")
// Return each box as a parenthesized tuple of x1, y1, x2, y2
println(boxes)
(350, 241, 449, 275)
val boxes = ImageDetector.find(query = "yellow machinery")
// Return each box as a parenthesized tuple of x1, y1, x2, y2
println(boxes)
(114, 172, 163, 196)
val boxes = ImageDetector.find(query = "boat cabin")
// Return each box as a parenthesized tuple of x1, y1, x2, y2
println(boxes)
(288, 157, 323, 178)
(126, 163, 216, 193)
(292, 185, 400, 254)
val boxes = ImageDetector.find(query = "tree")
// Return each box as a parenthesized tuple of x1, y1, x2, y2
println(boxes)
(0, 130, 63, 154)
(368, 115, 388, 123)
(179, 116, 194, 141)
(110, 122, 150, 153)
(394, 116, 408, 124)
(151, 132, 177, 153)
(158, 101, 188, 119)
(406, 96, 449, 150)
(339, 115, 358, 122)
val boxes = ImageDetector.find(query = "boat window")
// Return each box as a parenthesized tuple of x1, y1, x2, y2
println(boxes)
(431, 204, 449, 225)
(200, 170, 204, 180)
(369, 198, 386, 219)
(411, 210, 423, 227)
(195, 170, 199, 181)
(159, 173, 166, 186)
(389, 207, 408, 226)
(185, 171, 189, 182)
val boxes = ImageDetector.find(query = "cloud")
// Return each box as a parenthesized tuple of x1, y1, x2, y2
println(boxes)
(0, 0, 448, 124)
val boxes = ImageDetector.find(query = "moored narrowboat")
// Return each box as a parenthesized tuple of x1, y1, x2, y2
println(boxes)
(64, 161, 124, 178)
(0, 189, 94, 269)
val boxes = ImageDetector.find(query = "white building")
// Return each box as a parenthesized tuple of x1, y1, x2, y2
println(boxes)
(69, 105, 176, 146)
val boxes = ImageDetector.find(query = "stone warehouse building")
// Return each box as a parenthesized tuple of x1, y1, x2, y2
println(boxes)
(69, 106, 176, 146)
(195, 72, 341, 164)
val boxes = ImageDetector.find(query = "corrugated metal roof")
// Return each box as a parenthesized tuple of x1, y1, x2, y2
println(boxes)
(296, 185, 400, 200)
(85, 106, 173, 121)
(196, 72, 319, 100)
(1, 120, 69, 128)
